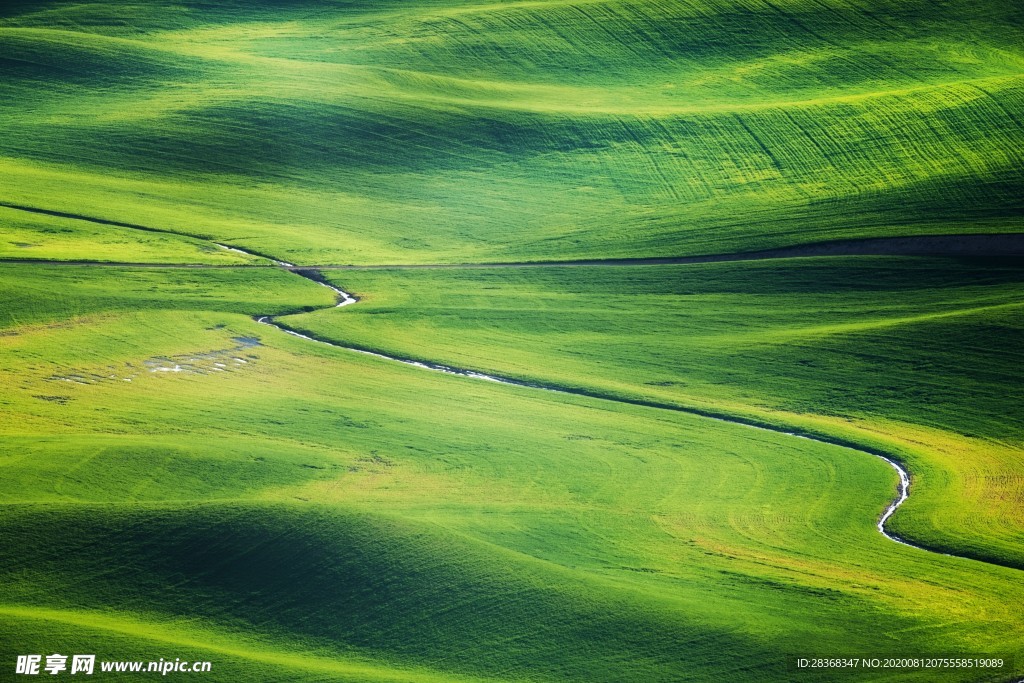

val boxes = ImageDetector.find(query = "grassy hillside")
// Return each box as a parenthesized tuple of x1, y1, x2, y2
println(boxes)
(291, 258, 1024, 569)
(0, 0, 1022, 263)
(0, 205, 269, 265)
(1, 0, 1023, 681)
(1, 266, 1023, 681)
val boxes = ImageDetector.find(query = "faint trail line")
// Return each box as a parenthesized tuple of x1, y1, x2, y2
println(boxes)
(0, 201, 185, 236)
(303, 233, 1024, 269)
(3, 234, 1024, 270)
(0, 201, 284, 262)
(3, 199, 1024, 268)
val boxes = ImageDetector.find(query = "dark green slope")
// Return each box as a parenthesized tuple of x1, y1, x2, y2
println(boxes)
(1, 0, 1022, 263)
(0, 503, 1010, 682)
(2, 1, 1024, 681)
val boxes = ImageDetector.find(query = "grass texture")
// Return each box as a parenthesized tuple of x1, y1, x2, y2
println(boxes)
(0, 0, 1022, 263)
(1, 0, 1023, 681)
(0, 265, 1023, 681)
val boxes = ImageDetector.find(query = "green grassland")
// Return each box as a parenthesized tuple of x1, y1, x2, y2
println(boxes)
(2, 265, 1024, 682)
(292, 259, 1024, 570)
(0, 0, 1022, 263)
(0, 205, 266, 265)
(2, 0, 1024, 681)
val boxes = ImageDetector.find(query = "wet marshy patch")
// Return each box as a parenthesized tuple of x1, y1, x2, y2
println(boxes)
(46, 337, 263, 385)
(144, 337, 262, 375)
(232, 336, 261, 348)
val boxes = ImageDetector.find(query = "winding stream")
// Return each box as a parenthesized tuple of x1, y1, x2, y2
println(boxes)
(0, 195, 981, 561)
(244, 251, 934, 557)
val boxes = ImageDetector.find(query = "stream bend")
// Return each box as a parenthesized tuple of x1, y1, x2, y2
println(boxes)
(256, 262, 937, 557)
(0, 198, 986, 563)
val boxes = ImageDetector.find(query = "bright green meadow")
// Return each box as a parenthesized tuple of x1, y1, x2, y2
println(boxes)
(1, 0, 1023, 681)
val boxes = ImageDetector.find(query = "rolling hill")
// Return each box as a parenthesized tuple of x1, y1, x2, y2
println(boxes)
(1, 0, 1022, 681)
